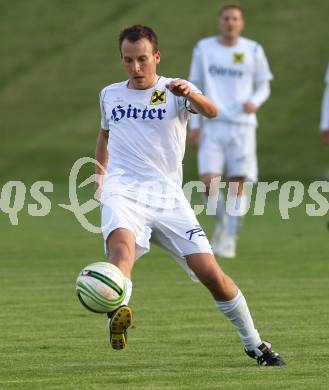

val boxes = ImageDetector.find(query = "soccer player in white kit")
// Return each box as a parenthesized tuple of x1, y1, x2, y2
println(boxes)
(188, 4, 273, 258)
(95, 24, 285, 366)
(320, 63, 329, 145)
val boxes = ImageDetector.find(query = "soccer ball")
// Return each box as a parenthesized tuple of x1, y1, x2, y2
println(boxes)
(76, 262, 127, 313)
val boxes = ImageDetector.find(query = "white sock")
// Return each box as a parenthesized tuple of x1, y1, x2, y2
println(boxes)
(205, 193, 219, 217)
(225, 194, 248, 236)
(122, 277, 132, 306)
(225, 215, 243, 237)
(215, 192, 226, 224)
(215, 290, 261, 351)
(203, 192, 226, 225)
(226, 193, 248, 217)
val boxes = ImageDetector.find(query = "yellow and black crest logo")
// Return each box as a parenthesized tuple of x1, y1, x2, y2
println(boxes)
(233, 52, 244, 64)
(150, 90, 166, 105)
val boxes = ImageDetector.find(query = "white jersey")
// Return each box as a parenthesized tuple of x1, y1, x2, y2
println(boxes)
(320, 63, 329, 131)
(99, 76, 200, 200)
(189, 36, 273, 126)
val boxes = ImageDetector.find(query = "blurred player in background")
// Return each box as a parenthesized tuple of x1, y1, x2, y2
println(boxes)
(320, 63, 329, 145)
(95, 24, 285, 365)
(188, 3, 273, 258)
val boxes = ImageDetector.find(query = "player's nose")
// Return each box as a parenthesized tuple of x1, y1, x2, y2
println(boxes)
(131, 60, 141, 73)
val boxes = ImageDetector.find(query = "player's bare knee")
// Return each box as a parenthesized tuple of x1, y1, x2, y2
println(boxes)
(106, 228, 135, 262)
(201, 178, 211, 196)
(228, 177, 245, 196)
(201, 174, 221, 197)
(108, 241, 133, 262)
(199, 269, 224, 291)
(200, 268, 235, 299)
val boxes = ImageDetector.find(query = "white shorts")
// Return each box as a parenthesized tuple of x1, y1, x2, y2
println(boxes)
(198, 121, 258, 182)
(100, 193, 213, 281)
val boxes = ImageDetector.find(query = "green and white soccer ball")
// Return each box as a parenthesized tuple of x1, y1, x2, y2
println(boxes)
(76, 262, 127, 313)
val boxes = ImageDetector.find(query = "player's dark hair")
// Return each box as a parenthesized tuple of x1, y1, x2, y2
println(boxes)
(119, 24, 159, 55)
(218, 3, 244, 17)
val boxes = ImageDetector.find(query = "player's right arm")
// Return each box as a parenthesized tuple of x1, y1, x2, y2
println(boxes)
(188, 43, 204, 148)
(96, 88, 110, 193)
(95, 129, 109, 194)
(188, 113, 201, 149)
(320, 65, 329, 145)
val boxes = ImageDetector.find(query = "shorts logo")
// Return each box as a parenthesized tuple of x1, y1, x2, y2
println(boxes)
(150, 90, 166, 105)
(186, 225, 206, 240)
(233, 52, 244, 64)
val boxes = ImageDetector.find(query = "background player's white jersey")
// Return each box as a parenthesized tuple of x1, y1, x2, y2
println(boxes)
(320, 63, 329, 131)
(189, 36, 273, 126)
(324, 64, 329, 84)
(99, 77, 200, 199)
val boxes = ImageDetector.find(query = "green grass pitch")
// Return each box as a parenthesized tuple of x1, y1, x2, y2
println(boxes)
(0, 190, 328, 389)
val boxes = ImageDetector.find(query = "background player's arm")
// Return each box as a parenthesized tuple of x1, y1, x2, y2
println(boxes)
(244, 80, 271, 113)
(245, 44, 273, 113)
(320, 83, 329, 145)
(95, 129, 109, 192)
(166, 79, 218, 118)
(187, 43, 205, 148)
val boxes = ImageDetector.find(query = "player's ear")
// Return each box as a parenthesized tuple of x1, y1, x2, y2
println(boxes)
(154, 50, 161, 64)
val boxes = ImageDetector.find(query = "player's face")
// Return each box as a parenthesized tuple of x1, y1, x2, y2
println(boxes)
(218, 8, 244, 39)
(121, 38, 161, 89)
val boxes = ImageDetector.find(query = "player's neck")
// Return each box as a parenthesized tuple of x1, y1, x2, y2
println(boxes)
(128, 74, 160, 90)
(218, 35, 239, 47)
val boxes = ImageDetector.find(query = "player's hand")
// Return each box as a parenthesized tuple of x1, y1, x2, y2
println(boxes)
(321, 130, 329, 145)
(243, 101, 258, 113)
(166, 79, 192, 97)
(188, 128, 201, 149)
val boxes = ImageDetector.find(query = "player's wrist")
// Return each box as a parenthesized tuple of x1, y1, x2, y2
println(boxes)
(95, 173, 105, 187)
(185, 90, 195, 99)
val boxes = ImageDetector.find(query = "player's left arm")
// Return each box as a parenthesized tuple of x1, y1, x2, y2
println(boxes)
(95, 129, 109, 194)
(166, 79, 218, 118)
(320, 75, 329, 144)
(244, 44, 273, 114)
(244, 80, 271, 113)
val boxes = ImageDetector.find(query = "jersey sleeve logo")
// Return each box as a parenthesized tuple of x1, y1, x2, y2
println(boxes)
(233, 52, 244, 64)
(150, 90, 166, 105)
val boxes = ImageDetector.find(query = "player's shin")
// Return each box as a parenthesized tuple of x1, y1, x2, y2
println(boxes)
(203, 192, 226, 225)
(215, 289, 262, 351)
(215, 192, 226, 225)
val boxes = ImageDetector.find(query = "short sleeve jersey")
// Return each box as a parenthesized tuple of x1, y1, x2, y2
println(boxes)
(99, 76, 200, 198)
(189, 36, 273, 126)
